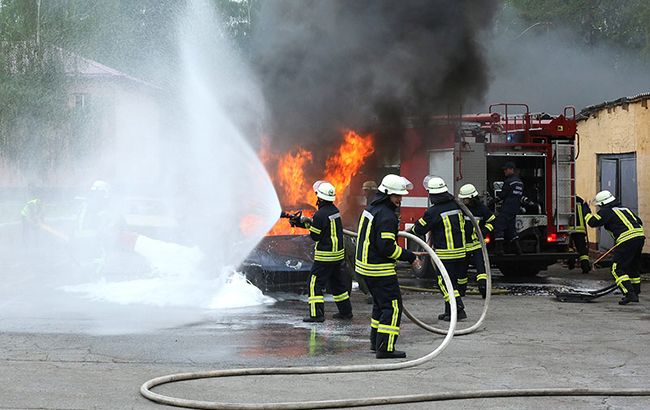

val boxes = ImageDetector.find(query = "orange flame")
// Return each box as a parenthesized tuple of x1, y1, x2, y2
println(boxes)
(258, 130, 374, 236)
(325, 130, 375, 202)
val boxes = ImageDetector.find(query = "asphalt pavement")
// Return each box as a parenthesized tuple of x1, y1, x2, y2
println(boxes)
(1, 254, 649, 409)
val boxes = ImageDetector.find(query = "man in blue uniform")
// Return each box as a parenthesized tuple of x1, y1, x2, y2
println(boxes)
(493, 162, 523, 255)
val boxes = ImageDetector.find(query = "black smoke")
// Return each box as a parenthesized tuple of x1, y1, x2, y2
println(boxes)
(250, 0, 498, 156)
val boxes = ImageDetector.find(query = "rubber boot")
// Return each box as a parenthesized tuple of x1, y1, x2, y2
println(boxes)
(580, 259, 592, 274)
(439, 300, 468, 322)
(511, 238, 523, 255)
(478, 280, 487, 299)
(375, 337, 406, 359)
(619, 283, 639, 305)
(370, 327, 377, 351)
(333, 299, 353, 319)
(493, 239, 504, 256)
(303, 303, 325, 322)
(567, 258, 575, 270)
(438, 302, 450, 320)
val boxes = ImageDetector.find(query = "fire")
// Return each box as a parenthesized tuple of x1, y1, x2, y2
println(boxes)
(276, 148, 313, 206)
(259, 129, 375, 236)
(325, 130, 375, 202)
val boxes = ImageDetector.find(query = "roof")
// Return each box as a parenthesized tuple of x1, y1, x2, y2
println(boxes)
(578, 92, 650, 121)
(58, 48, 160, 89)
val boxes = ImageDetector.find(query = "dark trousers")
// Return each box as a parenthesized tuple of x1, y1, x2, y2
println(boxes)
(436, 258, 465, 310)
(307, 261, 352, 318)
(570, 232, 591, 272)
(365, 275, 402, 353)
(612, 237, 645, 294)
(464, 249, 488, 284)
(493, 212, 518, 242)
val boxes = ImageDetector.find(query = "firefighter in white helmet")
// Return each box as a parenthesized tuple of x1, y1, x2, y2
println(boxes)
(586, 190, 645, 305)
(355, 174, 419, 359)
(291, 181, 353, 322)
(457, 183, 495, 299)
(413, 177, 468, 321)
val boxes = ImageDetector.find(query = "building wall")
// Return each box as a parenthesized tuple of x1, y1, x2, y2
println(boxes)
(576, 101, 650, 252)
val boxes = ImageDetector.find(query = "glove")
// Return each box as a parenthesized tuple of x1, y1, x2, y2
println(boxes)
(299, 216, 312, 228)
(412, 258, 424, 271)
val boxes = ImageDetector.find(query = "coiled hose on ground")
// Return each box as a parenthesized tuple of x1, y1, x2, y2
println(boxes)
(141, 207, 650, 408)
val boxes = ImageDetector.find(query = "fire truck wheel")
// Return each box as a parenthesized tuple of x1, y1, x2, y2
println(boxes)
(497, 263, 541, 279)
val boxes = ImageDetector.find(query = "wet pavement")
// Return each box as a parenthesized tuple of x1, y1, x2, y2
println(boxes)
(1, 218, 649, 409)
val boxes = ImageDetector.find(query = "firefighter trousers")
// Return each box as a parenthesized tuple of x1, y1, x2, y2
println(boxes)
(493, 212, 518, 242)
(612, 237, 645, 295)
(460, 249, 488, 296)
(570, 232, 591, 273)
(307, 261, 352, 319)
(435, 258, 465, 310)
(365, 275, 402, 353)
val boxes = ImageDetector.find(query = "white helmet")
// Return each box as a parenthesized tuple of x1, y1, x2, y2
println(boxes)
(593, 190, 615, 206)
(314, 181, 336, 201)
(378, 174, 413, 196)
(427, 176, 448, 194)
(90, 180, 110, 196)
(458, 183, 478, 199)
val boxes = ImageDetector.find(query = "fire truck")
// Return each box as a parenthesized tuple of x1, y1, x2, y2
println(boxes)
(398, 103, 578, 277)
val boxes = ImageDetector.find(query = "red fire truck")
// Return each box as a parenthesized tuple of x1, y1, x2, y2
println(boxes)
(398, 103, 578, 277)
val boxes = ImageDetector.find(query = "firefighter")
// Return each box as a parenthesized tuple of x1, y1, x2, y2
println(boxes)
(413, 177, 467, 321)
(586, 190, 645, 305)
(458, 183, 495, 299)
(569, 196, 592, 274)
(361, 180, 378, 205)
(292, 181, 353, 322)
(492, 161, 523, 255)
(355, 174, 419, 359)
(21, 190, 44, 247)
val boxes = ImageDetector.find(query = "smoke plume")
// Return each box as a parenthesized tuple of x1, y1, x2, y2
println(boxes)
(250, 0, 498, 156)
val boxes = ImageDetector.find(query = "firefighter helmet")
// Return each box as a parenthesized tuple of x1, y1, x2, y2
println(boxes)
(427, 176, 448, 194)
(90, 180, 110, 197)
(458, 183, 478, 199)
(593, 190, 615, 206)
(378, 174, 413, 196)
(314, 181, 336, 201)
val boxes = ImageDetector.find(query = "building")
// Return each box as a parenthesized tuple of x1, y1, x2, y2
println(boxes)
(0, 46, 163, 190)
(576, 93, 650, 255)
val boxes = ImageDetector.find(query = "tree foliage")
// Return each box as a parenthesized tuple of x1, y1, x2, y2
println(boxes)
(507, 0, 650, 57)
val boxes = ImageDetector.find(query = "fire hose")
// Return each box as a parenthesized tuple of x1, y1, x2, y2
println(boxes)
(140, 207, 650, 408)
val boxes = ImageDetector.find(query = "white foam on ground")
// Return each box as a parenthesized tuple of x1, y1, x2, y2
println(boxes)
(62, 235, 274, 309)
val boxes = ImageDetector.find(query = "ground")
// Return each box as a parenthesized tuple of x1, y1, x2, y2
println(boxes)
(1, 251, 649, 409)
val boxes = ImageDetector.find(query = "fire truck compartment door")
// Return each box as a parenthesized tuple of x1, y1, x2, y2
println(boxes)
(428, 149, 454, 190)
(515, 215, 548, 233)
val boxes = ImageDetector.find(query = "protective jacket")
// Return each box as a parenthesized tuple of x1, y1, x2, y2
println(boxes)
(586, 203, 645, 245)
(413, 192, 466, 260)
(355, 193, 416, 276)
(572, 196, 590, 234)
(305, 202, 345, 263)
(497, 175, 524, 214)
(463, 200, 495, 252)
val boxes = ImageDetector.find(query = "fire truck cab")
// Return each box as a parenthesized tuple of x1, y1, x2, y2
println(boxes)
(399, 103, 578, 277)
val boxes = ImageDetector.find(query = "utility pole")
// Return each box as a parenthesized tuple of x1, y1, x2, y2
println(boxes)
(36, 0, 41, 45)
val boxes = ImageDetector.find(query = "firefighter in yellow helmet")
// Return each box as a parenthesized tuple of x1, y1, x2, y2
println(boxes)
(586, 190, 645, 305)
(292, 181, 352, 322)
(355, 174, 419, 359)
